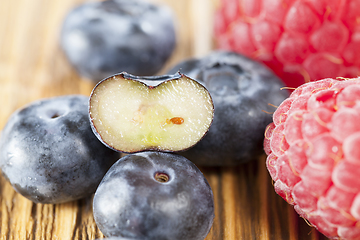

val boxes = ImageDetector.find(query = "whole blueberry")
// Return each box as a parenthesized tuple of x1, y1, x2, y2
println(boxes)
(0, 95, 120, 204)
(60, 0, 176, 82)
(93, 152, 214, 240)
(168, 51, 289, 165)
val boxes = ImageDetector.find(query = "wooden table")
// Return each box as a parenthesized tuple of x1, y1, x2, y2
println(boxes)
(0, 0, 330, 239)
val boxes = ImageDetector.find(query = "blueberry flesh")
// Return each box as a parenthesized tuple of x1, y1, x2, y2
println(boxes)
(60, 0, 176, 82)
(167, 51, 289, 166)
(93, 152, 214, 240)
(0, 95, 120, 204)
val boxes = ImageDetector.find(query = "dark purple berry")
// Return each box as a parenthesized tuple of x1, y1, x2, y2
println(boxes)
(96, 238, 143, 240)
(0, 95, 120, 204)
(60, 0, 176, 82)
(167, 50, 289, 165)
(93, 151, 214, 240)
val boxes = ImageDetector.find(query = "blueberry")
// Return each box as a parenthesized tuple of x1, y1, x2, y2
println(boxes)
(167, 51, 289, 165)
(93, 152, 214, 240)
(0, 95, 120, 204)
(60, 0, 176, 82)
(96, 238, 143, 240)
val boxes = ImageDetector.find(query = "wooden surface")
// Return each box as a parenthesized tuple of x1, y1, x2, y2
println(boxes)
(0, 0, 330, 239)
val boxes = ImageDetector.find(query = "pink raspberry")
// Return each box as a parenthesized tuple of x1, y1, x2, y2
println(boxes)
(214, 0, 360, 88)
(264, 77, 360, 239)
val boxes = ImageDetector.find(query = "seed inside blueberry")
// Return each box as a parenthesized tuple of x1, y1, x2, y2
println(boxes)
(50, 113, 60, 119)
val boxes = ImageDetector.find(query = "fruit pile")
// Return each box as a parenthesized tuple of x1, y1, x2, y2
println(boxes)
(1, 0, 218, 239)
(0, 73, 215, 240)
(214, 0, 360, 88)
(5, 0, 360, 239)
(264, 78, 360, 239)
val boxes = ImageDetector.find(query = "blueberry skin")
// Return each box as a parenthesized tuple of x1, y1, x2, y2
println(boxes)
(93, 152, 214, 240)
(0, 95, 120, 204)
(168, 51, 289, 165)
(60, 0, 176, 82)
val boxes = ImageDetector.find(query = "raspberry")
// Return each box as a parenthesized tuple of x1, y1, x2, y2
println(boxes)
(214, 0, 360, 88)
(264, 78, 360, 239)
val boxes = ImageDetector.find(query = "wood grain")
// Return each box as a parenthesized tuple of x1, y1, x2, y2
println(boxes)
(0, 0, 330, 239)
